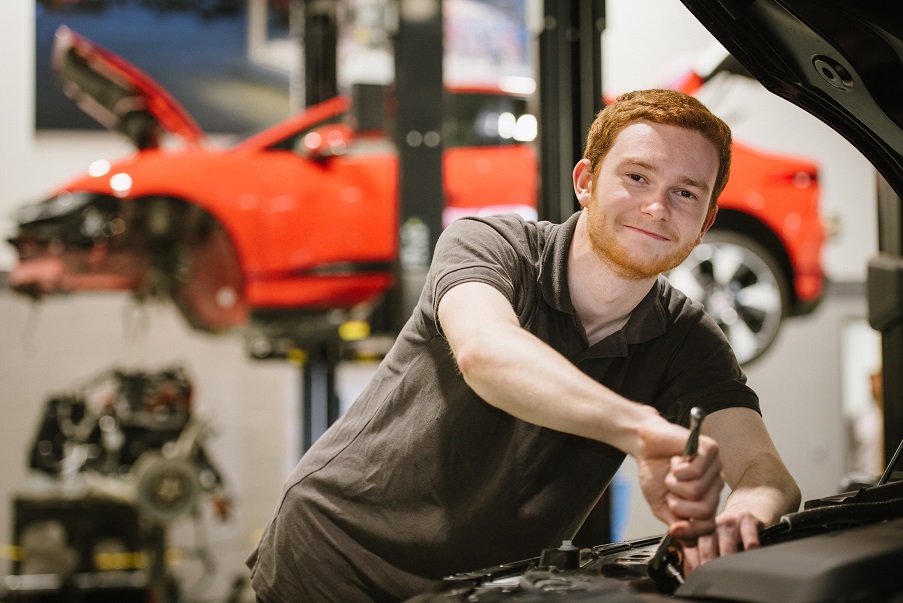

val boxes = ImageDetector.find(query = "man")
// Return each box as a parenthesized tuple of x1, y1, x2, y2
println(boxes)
(247, 89, 801, 601)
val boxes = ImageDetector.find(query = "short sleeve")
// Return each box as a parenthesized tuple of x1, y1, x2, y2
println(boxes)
(425, 216, 540, 335)
(654, 306, 760, 426)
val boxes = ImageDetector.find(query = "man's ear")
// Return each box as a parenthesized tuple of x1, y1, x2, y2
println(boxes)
(698, 206, 718, 243)
(573, 158, 593, 208)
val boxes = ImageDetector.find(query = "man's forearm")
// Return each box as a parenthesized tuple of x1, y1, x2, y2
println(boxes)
(439, 281, 665, 456)
(440, 281, 726, 538)
(454, 317, 660, 455)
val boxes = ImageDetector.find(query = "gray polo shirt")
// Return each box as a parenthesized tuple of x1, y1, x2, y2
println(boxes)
(247, 212, 759, 602)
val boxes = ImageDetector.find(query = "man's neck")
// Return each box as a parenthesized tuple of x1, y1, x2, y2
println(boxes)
(567, 211, 658, 346)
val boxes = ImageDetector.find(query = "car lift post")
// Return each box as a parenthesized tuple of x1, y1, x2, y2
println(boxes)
(296, 0, 341, 454)
(867, 174, 903, 465)
(302, 0, 338, 107)
(538, 0, 605, 223)
(301, 340, 341, 454)
(296, 0, 445, 454)
(392, 0, 444, 330)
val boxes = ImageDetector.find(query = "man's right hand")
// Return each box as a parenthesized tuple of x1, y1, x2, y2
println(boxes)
(633, 413, 724, 542)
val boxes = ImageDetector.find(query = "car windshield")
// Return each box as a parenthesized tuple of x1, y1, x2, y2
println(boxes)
(267, 112, 347, 152)
(444, 92, 536, 147)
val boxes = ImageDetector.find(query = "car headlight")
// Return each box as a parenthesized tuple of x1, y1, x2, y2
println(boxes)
(13, 192, 124, 246)
(13, 191, 95, 225)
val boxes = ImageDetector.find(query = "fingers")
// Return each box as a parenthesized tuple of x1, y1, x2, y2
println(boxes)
(662, 436, 724, 541)
(667, 438, 722, 495)
(664, 464, 723, 516)
(678, 511, 764, 575)
(668, 517, 716, 542)
(681, 533, 717, 576)
(738, 514, 762, 551)
(681, 541, 702, 575)
(635, 425, 724, 541)
(715, 516, 739, 555)
(669, 437, 721, 481)
(716, 512, 762, 553)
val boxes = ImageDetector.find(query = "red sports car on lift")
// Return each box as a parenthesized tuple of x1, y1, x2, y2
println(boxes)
(8, 26, 824, 363)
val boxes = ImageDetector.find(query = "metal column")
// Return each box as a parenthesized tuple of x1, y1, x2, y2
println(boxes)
(537, 0, 605, 223)
(392, 0, 444, 328)
(297, 0, 340, 454)
(301, 341, 341, 454)
(303, 0, 338, 107)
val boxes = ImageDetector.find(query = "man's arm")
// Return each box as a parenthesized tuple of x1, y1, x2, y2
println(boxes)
(682, 407, 801, 571)
(437, 280, 724, 538)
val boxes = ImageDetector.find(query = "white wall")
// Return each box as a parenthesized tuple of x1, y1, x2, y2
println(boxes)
(0, 0, 883, 596)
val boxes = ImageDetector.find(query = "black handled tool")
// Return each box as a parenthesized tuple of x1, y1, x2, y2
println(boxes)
(648, 406, 707, 592)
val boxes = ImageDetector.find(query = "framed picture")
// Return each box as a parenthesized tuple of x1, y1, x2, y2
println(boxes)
(35, 0, 290, 134)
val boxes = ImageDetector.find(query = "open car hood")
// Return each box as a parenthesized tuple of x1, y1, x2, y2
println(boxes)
(678, 1, 903, 199)
(51, 25, 204, 149)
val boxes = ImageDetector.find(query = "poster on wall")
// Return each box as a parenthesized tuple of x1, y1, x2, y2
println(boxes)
(34, 0, 291, 134)
(337, 0, 534, 92)
(444, 0, 532, 90)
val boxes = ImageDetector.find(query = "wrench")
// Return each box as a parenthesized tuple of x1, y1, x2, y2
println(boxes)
(648, 406, 707, 590)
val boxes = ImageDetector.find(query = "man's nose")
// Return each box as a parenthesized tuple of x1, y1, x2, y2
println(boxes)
(641, 191, 671, 220)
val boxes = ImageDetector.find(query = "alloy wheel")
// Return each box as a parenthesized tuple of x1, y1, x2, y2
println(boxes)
(667, 230, 789, 365)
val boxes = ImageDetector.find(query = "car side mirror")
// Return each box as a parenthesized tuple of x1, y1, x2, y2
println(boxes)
(300, 124, 352, 161)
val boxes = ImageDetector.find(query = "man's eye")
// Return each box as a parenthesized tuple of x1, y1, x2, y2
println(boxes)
(677, 189, 697, 199)
(627, 173, 644, 182)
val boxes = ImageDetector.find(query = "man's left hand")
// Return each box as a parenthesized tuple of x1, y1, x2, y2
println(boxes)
(680, 508, 763, 574)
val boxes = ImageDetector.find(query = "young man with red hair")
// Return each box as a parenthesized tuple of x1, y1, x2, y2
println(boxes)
(248, 89, 800, 602)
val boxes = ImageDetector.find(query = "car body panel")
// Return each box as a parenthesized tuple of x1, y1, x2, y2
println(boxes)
(444, 144, 538, 222)
(677, 1, 903, 200)
(720, 141, 823, 305)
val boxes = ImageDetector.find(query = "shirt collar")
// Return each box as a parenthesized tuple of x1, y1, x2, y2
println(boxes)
(538, 211, 580, 315)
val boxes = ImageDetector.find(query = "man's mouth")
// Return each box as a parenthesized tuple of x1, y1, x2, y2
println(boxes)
(624, 224, 671, 241)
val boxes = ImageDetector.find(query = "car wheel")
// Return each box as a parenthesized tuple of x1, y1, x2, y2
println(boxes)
(171, 214, 249, 332)
(666, 229, 789, 365)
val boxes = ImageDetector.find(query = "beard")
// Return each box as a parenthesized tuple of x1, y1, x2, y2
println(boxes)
(585, 207, 698, 280)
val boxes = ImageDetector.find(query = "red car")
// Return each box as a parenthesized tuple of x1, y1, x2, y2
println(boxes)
(8, 26, 824, 364)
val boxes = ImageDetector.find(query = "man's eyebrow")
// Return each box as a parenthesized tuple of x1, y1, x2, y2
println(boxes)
(620, 157, 711, 194)
(677, 175, 711, 194)
(620, 157, 657, 173)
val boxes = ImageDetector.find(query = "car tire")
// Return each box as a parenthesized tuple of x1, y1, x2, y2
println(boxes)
(171, 215, 249, 332)
(666, 229, 790, 366)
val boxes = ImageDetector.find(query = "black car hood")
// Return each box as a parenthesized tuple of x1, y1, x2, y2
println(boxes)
(678, 0, 903, 198)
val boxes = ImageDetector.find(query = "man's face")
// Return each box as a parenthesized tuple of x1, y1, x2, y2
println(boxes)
(575, 120, 719, 280)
